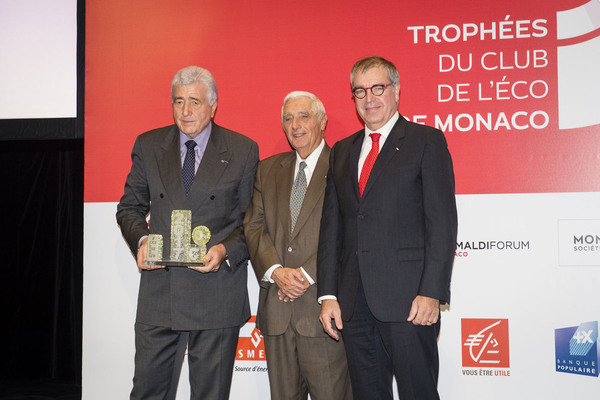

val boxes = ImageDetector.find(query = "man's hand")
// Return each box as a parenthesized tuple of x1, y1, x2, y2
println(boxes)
(137, 237, 164, 270)
(407, 295, 440, 326)
(272, 267, 309, 302)
(319, 299, 343, 340)
(188, 244, 227, 273)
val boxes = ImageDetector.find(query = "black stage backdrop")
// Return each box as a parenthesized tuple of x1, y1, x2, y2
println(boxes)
(0, 139, 83, 399)
(0, 2, 84, 398)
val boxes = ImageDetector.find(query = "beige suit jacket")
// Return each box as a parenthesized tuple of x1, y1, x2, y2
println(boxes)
(244, 145, 330, 337)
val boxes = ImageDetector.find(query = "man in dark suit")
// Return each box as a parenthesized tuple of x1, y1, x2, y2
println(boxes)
(318, 56, 457, 400)
(116, 66, 258, 400)
(244, 91, 352, 399)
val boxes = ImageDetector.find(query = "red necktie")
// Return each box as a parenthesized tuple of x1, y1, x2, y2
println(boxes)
(358, 133, 381, 197)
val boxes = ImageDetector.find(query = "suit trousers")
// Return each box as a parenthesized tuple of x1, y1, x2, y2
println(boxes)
(131, 322, 240, 400)
(263, 323, 352, 400)
(341, 280, 440, 400)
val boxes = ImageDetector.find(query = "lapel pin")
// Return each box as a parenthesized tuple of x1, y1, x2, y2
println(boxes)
(221, 159, 229, 164)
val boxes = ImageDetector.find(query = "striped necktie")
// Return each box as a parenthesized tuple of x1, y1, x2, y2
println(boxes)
(290, 161, 307, 233)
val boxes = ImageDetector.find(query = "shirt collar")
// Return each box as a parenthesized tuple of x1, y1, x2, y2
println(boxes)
(295, 138, 325, 172)
(179, 122, 212, 150)
(364, 112, 399, 141)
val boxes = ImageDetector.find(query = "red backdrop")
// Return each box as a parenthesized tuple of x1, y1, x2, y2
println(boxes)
(85, 0, 600, 201)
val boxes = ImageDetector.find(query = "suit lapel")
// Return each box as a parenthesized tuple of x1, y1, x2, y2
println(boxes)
(349, 132, 363, 200)
(186, 123, 230, 204)
(157, 125, 187, 206)
(290, 145, 330, 240)
(361, 117, 407, 198)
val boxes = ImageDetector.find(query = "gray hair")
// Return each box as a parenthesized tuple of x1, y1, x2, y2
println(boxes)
(171, 66, 218, 105)
(350, 56, 400, 89)
(281, 91, 326, 123)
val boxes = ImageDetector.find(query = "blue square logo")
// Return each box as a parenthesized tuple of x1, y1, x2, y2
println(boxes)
(555, 321, 599, 377)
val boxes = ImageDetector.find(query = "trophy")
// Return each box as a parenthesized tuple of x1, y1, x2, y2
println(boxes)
(143, 210, 211, 267)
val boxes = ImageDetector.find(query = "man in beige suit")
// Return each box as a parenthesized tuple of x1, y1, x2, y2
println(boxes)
(244, 91, 352, 400)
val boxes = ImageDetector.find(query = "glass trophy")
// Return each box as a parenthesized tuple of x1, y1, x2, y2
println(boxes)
(143, 210, 211, 267)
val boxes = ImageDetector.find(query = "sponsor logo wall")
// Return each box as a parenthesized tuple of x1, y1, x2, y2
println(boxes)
(84, 1, 600, 398)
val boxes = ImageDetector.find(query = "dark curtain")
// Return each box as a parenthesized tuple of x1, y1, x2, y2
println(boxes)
(0, 139, 83, 397)
(0, 1, 84, 398)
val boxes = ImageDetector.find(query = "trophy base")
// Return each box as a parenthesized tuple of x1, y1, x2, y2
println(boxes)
(142, 260, 205, 267)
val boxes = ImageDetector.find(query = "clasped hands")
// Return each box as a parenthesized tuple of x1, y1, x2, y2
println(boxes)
(271, 267, 310, 302)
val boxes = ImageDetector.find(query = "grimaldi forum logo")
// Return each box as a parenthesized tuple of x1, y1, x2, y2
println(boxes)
(455, 239, 530, 258)
(555, 321, 599, 377)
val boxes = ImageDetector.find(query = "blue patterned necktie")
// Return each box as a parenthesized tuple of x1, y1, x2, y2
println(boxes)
(182, 140, 197, 195)
(290, 161, 307, 233)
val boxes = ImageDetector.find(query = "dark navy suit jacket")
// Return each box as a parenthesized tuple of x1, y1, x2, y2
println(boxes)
(117, 123, 258, 330)
(317, 115, 457, 321)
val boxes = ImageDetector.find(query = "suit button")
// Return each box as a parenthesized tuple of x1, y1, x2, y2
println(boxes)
(358, 214, 364, 219)
(287, 246, 293, 252)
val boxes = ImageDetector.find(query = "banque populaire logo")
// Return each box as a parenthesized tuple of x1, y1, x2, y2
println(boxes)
(555, 320, 599, 377)
(461, 319, 511, 377)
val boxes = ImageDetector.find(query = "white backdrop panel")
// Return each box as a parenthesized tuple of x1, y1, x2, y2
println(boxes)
(83, 193, 600, 399)
(0, 0, 77, 119)
(439, 192, 600, 399)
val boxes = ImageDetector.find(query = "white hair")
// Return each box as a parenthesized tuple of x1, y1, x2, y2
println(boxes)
(281, 91, 326, 123)
(171, 66, 218, 105)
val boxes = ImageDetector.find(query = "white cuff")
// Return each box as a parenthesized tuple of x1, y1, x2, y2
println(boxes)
(262, 264, 283, 283)
(299, 266, 315, 285)
(137, 235, 148, 250)
(317, 295, 337, 304)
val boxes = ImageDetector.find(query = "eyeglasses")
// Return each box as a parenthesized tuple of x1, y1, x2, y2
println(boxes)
(352, 83, 393, 99)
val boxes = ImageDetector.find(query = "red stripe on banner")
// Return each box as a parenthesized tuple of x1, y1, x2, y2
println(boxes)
(557, 26, 600, 46)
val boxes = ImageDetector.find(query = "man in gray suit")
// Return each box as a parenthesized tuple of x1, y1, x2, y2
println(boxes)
(117, 66, 258, 400)
(244, 91, 352, 399)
